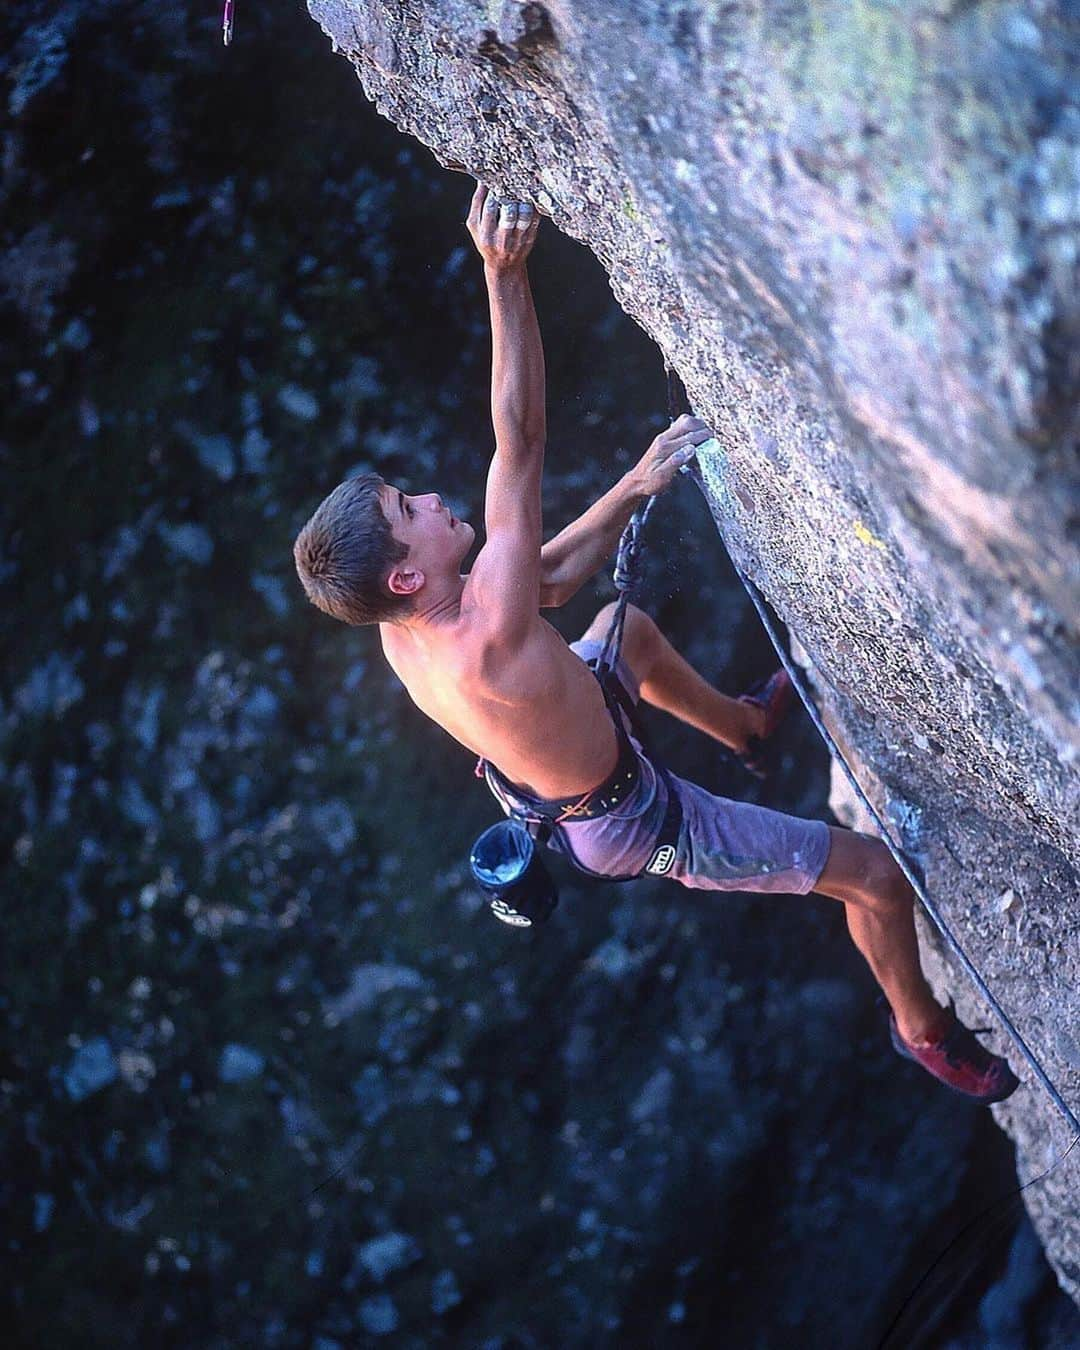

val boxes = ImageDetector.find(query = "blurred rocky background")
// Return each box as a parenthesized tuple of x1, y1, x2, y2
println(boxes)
(1, 3, 1077, 1347)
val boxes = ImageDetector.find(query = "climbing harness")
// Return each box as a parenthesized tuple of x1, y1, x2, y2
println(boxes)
(660, 363, 1080, 1144)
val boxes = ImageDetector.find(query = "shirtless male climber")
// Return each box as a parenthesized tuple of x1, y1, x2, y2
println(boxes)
(293, 181, 1019, 1105)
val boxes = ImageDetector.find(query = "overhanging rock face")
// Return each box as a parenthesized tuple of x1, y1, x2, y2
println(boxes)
(307, 0, 1080, 1297)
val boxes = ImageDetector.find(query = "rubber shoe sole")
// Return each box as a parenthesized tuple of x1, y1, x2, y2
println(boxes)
(889, 1010, 1020, 1105)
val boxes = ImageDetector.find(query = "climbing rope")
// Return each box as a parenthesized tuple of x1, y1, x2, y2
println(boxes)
(655, 361, 1080, 1143)
(596, 493, 658, 678)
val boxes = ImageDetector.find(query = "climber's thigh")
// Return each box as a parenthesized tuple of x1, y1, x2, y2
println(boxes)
(667, 774, 833, 895)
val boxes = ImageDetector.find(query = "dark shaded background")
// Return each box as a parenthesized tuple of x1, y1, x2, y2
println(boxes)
(3, 3, 1077, 1347)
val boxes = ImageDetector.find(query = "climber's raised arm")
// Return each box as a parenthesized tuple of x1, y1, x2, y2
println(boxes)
(462, 183, 546, 642)
(538, 414, 713, 607)
(472, 186, 545, 452)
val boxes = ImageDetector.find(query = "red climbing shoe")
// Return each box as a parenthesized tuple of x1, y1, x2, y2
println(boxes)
(736, 668, 796, 778)
(888, 1002, 1020, 1104)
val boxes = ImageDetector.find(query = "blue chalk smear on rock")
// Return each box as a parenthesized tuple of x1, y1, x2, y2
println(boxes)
(678, 435, 721, 473)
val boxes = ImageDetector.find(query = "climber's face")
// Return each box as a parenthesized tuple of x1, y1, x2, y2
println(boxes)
(379, 483, 475, 598)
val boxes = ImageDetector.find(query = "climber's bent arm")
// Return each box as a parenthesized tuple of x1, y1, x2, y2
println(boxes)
(538, 472, 647, 608)
(539, 416, 713, 607)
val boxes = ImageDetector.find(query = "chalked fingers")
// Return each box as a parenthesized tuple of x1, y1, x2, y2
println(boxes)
(467, 183, 540, 268)
(467, 180, 487, 230)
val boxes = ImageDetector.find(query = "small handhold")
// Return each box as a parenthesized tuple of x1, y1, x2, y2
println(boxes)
(476, 2, 554, 64)
(497, 2, 554, 51)
(371, 33, 401, 74)
(476, 27, 500, 53)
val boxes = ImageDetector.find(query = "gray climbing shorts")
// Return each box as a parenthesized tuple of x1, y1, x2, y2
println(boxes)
(485, 637, 833, 895)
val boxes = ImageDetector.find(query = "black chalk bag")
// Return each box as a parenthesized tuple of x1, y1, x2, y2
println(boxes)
(470, 818, 559, 927)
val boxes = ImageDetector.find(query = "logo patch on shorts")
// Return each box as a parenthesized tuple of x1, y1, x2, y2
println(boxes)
(491, 899, 533, 927)
(645, 844, 676, 876)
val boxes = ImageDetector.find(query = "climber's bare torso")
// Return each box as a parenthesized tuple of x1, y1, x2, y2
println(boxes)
(380, 602, 620, 800)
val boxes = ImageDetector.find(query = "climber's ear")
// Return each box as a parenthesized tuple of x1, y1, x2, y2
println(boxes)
(387, 564, 425, 598)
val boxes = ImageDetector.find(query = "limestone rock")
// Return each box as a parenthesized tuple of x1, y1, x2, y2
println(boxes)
(307, 0, 1080, 1299)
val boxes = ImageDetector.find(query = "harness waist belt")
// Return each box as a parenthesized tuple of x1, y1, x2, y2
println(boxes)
(484, 724, 640, 823)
